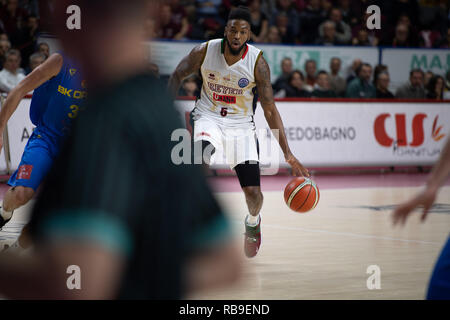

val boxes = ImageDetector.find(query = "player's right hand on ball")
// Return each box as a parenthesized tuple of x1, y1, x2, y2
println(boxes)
(286, 153, 310, 178)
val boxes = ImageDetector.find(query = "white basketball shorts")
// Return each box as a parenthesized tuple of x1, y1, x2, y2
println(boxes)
(192, 114, 259, 169)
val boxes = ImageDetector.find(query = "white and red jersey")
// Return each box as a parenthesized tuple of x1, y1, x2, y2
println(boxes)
(193, 38, 263, 127)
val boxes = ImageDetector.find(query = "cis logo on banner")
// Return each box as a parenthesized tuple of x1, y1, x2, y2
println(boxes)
(374, 114, 445, 147)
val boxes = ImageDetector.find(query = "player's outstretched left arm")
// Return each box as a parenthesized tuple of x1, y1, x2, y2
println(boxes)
(0, 53, 63, 151)
(393, 135, 450, 226)
(255, 55, 310, 177)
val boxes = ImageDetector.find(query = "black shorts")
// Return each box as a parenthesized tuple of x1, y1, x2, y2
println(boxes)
(234, 161, 261, 188)
(191, 121, 261, 188)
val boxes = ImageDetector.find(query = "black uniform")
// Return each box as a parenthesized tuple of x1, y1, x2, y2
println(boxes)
(28, 74, 230, 299)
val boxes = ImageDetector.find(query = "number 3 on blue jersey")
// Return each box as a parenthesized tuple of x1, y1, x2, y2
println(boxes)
(68, 104, 80, 119)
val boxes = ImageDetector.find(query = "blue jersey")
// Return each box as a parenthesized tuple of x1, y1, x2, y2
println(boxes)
(29, 56, 86, 138)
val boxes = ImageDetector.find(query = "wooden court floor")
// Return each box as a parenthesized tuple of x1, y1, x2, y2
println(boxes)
(189, 185, 450, 300)
(1, 180, 449, 300)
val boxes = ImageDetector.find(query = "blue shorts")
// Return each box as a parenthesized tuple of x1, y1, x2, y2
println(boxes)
(427, 235, 450, 300)
(8, 129, 60, 191)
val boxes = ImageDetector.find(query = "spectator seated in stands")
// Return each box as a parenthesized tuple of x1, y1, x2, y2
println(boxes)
(315, 20, 339, 45)
(274, 11, 296, 44)
(270, 0, 300, 43)
(345, 63, 376, 98)
(0, 38, 11, 68)
(395, 69, 426, 99)
(276, 70, 311, 98)
(26, 52, 45, 74)
(16, 14, 40, 69)
(419, 24, 442, 48)
(143, 17, 157, 40)
(249, 0, 269, 43)
(424, 70, 434, 88)
(0, 49, 25, 93)
(299, 0, 326, 44)
(346, 58, 361, 84)
(318, 7, 351, 45)
(351, 11, 381, 47)
(157, 4, 190, 40)
(265, 25, 282, 44)
(390, 23, 415, 47)
(426, 75, 445, 100)
(0, 0, 29, 45)
(179, 75, 200, 97)
(352, 29, 371, 46)
(437, 27, 450, 48)
(375, 71, 394, 99)
(273, 57, 293, 94)
(0, 33, 8, 42)
(373, 64, 388, 87)
(337, 0, 360, 28)
(444, 70, 450, 100)
(196, 0, 224, 20)
(37, 42, 49, 59)
(329, 57, 346, 97)
(311, 71, 336, 98)
(303, 59, 317, 92)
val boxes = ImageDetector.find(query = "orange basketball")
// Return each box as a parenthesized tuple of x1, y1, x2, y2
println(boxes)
(284, 177, 320, 213)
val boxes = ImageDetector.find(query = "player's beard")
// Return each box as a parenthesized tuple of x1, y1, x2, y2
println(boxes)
(225, 38, 248, 56)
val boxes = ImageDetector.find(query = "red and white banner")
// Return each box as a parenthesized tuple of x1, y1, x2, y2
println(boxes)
(176, 99, 450, 168)
(1, 98, 449, 175)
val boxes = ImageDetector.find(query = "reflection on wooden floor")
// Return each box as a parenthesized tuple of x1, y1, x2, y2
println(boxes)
(189, 186, 450, 300)
(1, 186, 449, 299)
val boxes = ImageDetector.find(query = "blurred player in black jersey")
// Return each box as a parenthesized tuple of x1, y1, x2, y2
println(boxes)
(0, 0, 241, 299)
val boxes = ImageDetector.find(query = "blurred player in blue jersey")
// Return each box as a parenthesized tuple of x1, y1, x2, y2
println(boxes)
(0, 52, 86, 230)
(393, 136, 450, 299)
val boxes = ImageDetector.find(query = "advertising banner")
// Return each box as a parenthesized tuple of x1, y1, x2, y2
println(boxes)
(3, 98, 448, 173)
(176, 100, 449, 169)
(381, 48, 450, 92)
(3, 99, 35, 173)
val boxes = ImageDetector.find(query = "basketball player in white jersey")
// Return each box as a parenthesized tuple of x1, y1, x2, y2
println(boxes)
(169, 6, 310, 258)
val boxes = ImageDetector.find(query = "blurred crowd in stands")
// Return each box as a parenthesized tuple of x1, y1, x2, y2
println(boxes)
(148, 0, 450, 48)
(148, 0, 449, 100)
(0, 0, 47, 93)
(179, 56, 450, 99)
(0, 0, 447, 101)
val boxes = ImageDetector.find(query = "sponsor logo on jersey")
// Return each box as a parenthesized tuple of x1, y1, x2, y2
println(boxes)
(238, 78, 249, 88)
(213, 92, 236, 104)
(207, 82, 243, 95)
(58, 85, 87, 99)
(69, 68, 77, 76)
(208, 73, 216, 80)
(17, 165, 33, 180)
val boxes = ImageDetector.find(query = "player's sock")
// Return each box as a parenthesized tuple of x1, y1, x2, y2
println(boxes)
(0, 207, 13, 221)
(244, 215, 262, 258)
(0, 206, 13, 228)
(246, 214, 260, 227)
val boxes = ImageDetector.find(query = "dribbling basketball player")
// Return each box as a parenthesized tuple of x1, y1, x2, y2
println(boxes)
(169, 6, 310, 258)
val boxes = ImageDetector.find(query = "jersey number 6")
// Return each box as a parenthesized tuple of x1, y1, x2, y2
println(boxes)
(220, 107, 228, 117)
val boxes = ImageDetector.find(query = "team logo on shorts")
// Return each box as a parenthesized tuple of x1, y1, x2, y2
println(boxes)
(17, 165, 33, 180)
(238, 78, 249, 88)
